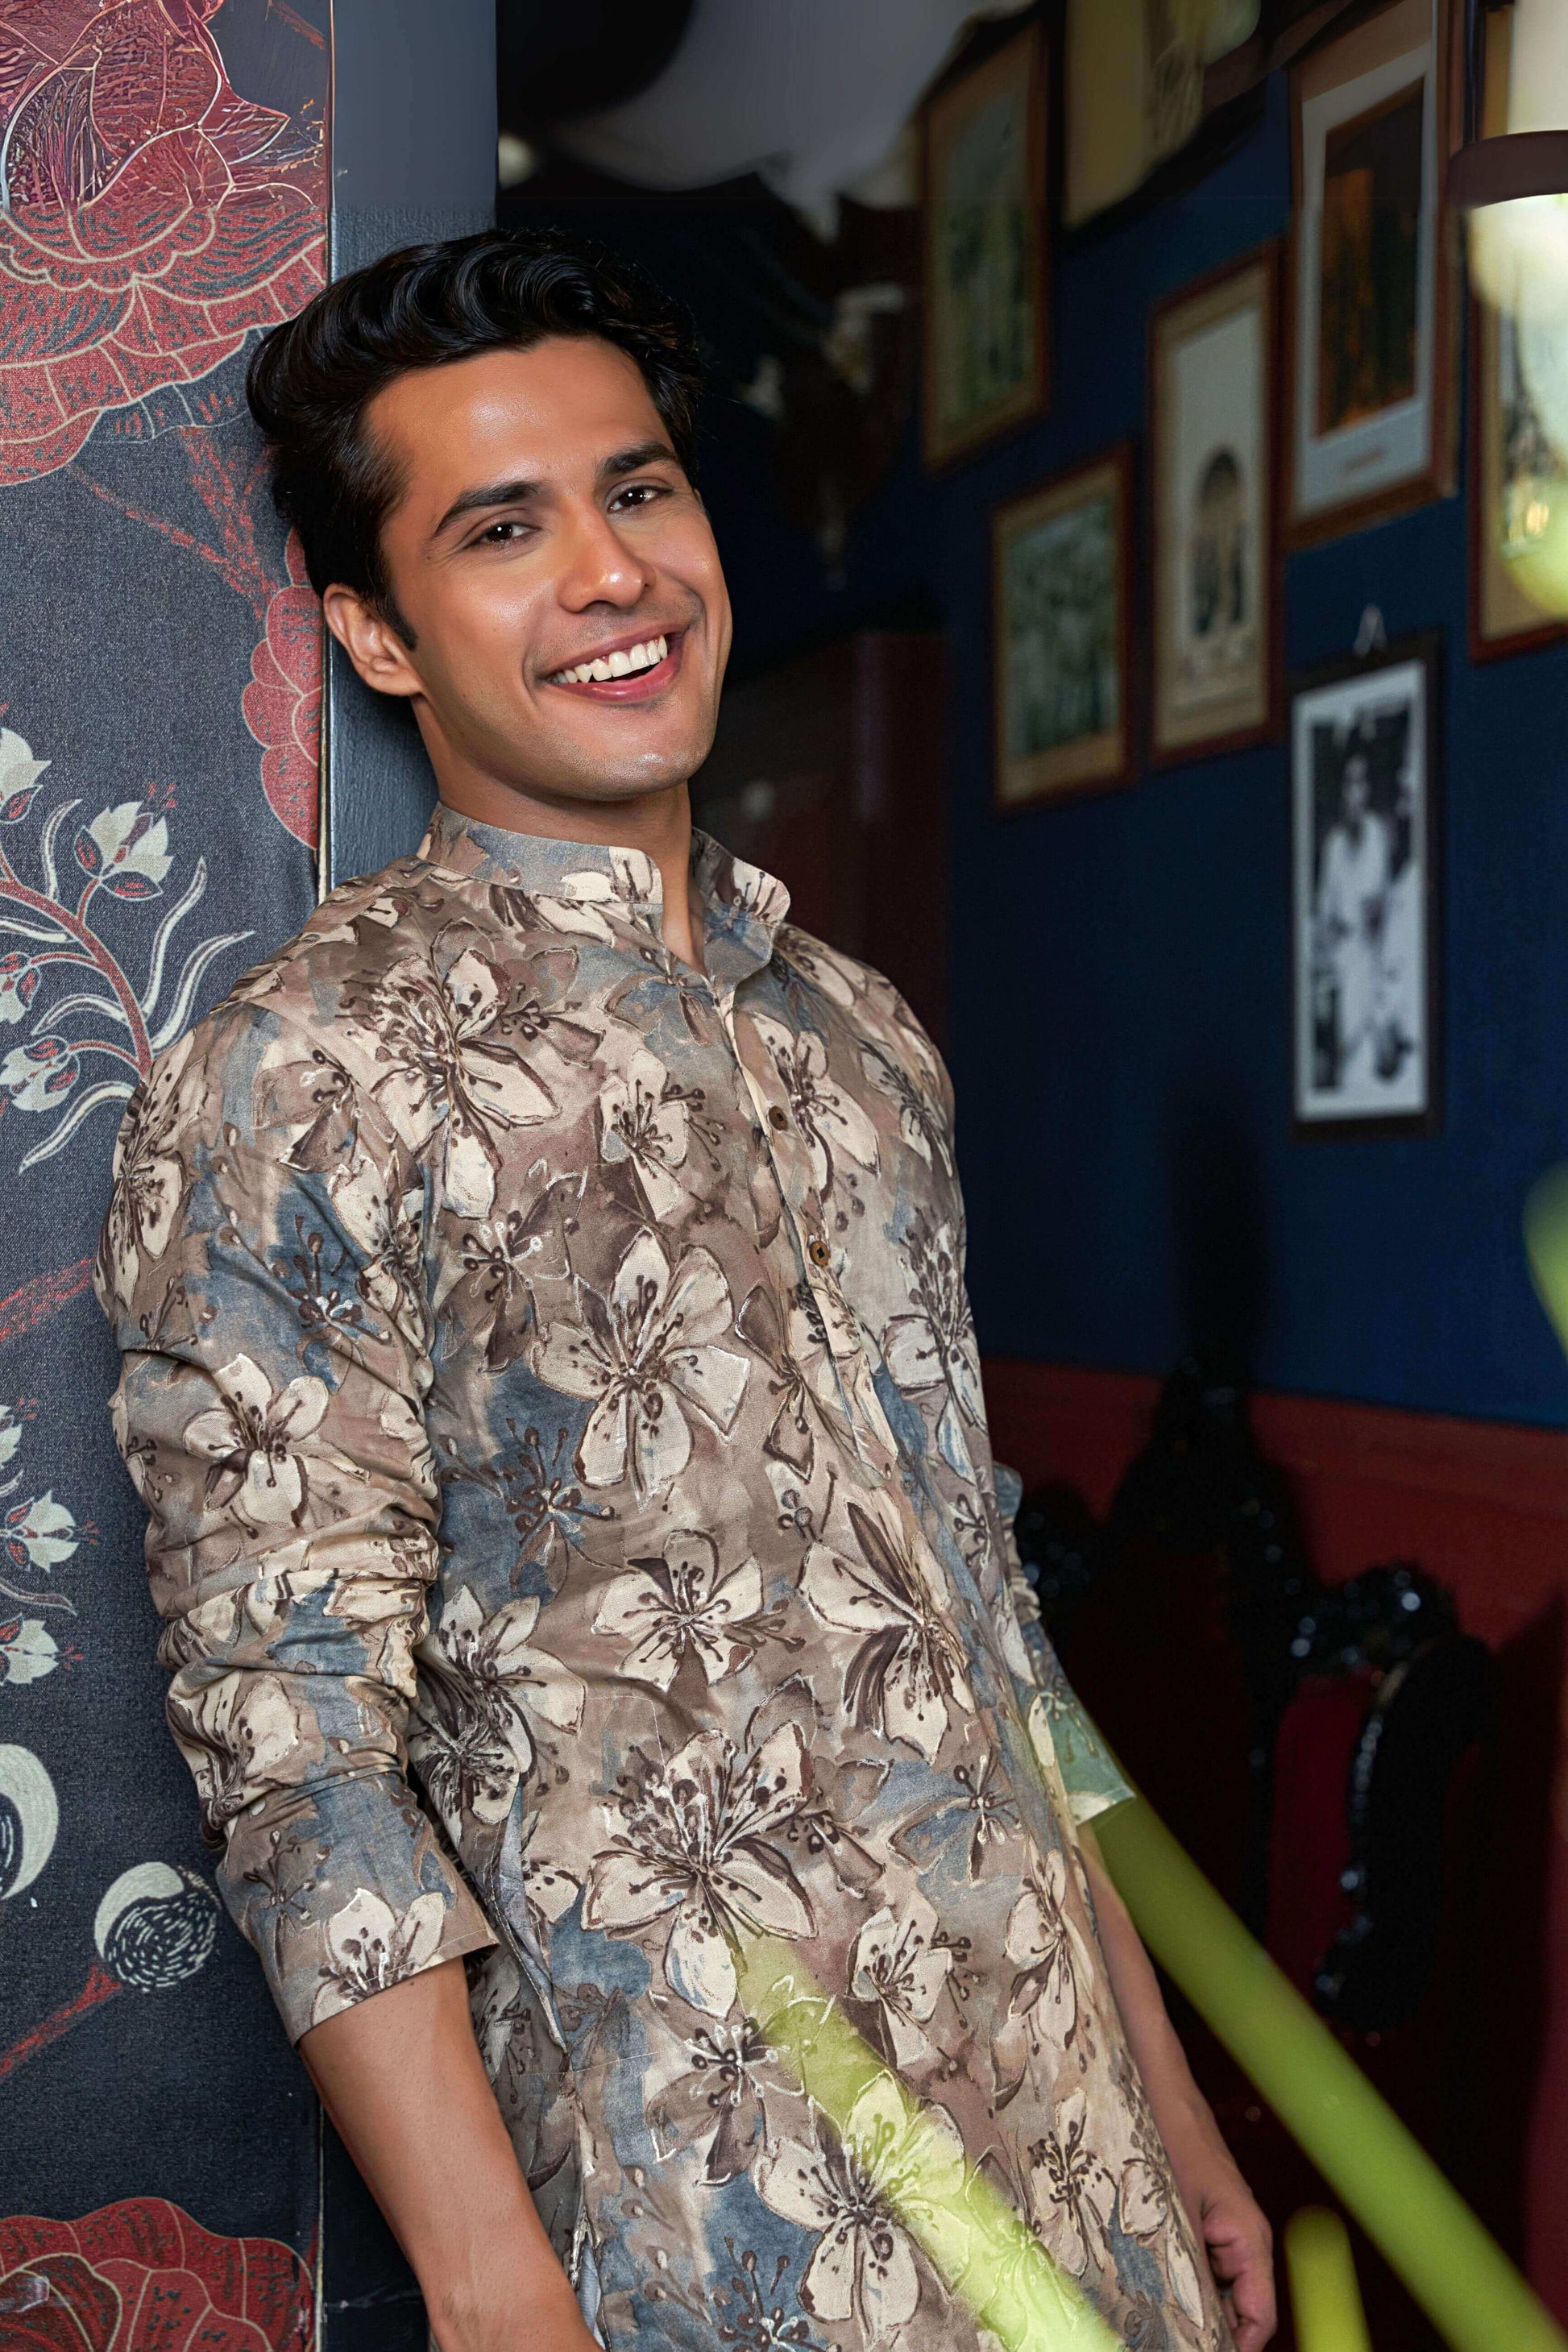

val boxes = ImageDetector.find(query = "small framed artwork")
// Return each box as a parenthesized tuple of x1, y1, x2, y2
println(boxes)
(1286, 0, 1458, 545)
(1149, 243, 1283, 764)
(1291, 634, 1441, 1138)
(1466, 5, 1568, 663)
(1469, 301, 1568, 662)
(993, 444, 1135, 811)
(922, 21, 1049, 471)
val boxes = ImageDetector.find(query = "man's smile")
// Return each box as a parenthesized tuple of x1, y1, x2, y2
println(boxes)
(545, 628, 682, 699)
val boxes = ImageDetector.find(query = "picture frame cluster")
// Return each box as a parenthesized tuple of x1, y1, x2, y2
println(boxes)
(923, 0, 1558, 1138)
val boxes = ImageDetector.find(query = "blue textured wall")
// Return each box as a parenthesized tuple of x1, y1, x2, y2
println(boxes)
(515, 71, 1568, 1428)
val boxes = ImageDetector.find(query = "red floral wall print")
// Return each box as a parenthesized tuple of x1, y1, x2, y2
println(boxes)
(0, 2197, 313, 2350)
(243, 532, 321, 848)
(0, 0, 326, 2325)
(0, 0, 326, 488)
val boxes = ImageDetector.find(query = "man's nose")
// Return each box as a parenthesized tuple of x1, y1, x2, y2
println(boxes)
(556, 497, 650, 611)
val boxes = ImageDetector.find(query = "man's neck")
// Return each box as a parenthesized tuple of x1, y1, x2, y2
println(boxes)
(435, 774, 701, 969)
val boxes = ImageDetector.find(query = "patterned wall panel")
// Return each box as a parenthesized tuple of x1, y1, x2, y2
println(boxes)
(0, 3, 329, 2340)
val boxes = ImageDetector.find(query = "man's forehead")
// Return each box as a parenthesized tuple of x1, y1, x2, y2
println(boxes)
(370, 338, 663, 492)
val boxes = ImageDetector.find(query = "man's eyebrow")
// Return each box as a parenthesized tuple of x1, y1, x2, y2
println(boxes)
(430, 476, 541, 541)
(601, 438, 680, 480)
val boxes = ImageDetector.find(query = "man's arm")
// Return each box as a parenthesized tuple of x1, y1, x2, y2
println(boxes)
(1081, 1827, 1276, 2352)
(301, 1962, 595, 2352)
(97, 1006, 573, 2343)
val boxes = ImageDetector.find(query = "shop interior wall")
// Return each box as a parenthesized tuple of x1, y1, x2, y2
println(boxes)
(514, 67, 1568, 1435)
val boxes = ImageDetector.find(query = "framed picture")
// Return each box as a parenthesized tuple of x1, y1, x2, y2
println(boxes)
(1286, 0, 1458, 545)
(1149, 243, 1283, 764)
(1467, 5, 1568, 662)
(922, 21, 1048, 471)
(1470, 302, 1568, 662)
(1291, 635, 1441, 1137)
(993, 444, 1135, 810)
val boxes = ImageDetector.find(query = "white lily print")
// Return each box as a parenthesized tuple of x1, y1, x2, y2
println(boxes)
(850, 1889, 954, 2069)
(803, 1495, 973, 1761)
(749, 1013, 880, 1194)
(411, 1585, 585, 1827)
(755, 2077, 965, 2342)
(597, 1044, 689, 1217)
(582, 1724, 813, 2016)
(1027, 2087, 1118, 2281)
(593, 1529, 772, 1690)
(860, 1039, 952, 1172)
(102, 1031, 196, 1297)
(1122, 2148, 1207, 2328)
(995, 1846, 1097, 2100)
(3, 1490, 79, 1573)
(81, 801, 172, 891)
(881, 1214, 983, 1473)
(533, 1230, 749, 1500)
(780, 931, 861, 1010)
(355, 938, 587, 1216)
(0, 1616, 58, 1684)
(0, 952, 39, 1026)
(182, 1354, 329, 1528)
(313, 1886, 449, 2024)
(166, 1670, 309, 1834)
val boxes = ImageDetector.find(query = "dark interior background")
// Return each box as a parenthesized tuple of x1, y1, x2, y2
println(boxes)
(504, 59, 1568, 1435)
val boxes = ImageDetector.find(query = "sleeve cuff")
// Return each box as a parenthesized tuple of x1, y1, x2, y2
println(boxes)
(1027, 1686, 1135, 1827)
(217, 1769, 497, 2045)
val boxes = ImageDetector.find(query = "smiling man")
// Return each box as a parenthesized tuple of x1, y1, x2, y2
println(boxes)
(97, 232, 1273, 2352)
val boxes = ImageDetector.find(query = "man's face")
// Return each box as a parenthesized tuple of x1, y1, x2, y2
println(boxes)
(332, 336, 731, 812)
(1343, 755, 1370, 822)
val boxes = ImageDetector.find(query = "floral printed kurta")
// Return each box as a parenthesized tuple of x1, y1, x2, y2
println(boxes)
(97, 805, 1227, 2351)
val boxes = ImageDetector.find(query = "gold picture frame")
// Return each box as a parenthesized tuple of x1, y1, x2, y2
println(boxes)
(992, 445, 1135, 811)
(1149, 242, 1283, 765)
(922, 22, 1049, 471)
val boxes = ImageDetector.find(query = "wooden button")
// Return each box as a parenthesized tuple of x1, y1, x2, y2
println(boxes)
(769, 1105, 790, 1131)
(808, 1238, 832, 1268)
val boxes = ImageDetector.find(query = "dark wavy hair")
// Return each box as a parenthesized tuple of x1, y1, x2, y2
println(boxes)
(246, 227, 703, 639)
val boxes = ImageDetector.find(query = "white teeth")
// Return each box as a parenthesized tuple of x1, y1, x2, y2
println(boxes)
(550, 634, 669, 686)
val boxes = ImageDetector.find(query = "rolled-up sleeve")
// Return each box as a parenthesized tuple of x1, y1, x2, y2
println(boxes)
(992, 1462, 1134, 1827)
(95, 1001, 493, 2044)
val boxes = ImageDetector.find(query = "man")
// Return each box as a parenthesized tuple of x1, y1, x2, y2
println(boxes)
(97, 230, 1273, 2352)
(1314, 741, 1391, 1089)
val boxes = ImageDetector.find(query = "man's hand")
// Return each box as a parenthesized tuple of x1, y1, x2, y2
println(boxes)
(1190, 2159, 1276, 2352)
(299, 1956, 597, 2352)
(1079, 1828, 1278, 2350)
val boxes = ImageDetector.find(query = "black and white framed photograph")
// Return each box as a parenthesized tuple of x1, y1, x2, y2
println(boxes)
(1292, 636, 1441, 1135)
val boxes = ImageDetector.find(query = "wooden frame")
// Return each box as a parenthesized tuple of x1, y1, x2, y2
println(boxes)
(1148, 241, 1284, 765)
(1468, 300, 1568, 663)
(1289, 633, 1442, 1139)
(1466, 5, 1568, 664)
(922, 19, 1049, 471)
(1285, 0, 1460, 547)
(992, 442, 1135, 811)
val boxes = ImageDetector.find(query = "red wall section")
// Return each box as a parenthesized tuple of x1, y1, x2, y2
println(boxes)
(982, 1355, 1568, 2324)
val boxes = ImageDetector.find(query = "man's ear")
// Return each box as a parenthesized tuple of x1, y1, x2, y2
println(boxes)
(322, 584, 422, 700)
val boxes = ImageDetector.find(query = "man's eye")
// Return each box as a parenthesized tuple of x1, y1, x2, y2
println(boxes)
(478, 519, 530, 545)
(612, 483, 663, 511)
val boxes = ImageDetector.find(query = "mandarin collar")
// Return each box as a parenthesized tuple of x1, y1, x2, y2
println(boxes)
(419, 801, 790, 989)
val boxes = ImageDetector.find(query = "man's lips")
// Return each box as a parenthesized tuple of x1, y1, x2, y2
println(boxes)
(543, 628, 685, 702)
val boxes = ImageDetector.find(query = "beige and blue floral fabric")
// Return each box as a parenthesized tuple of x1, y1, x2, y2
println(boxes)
(97, 805, 1224, 2350)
